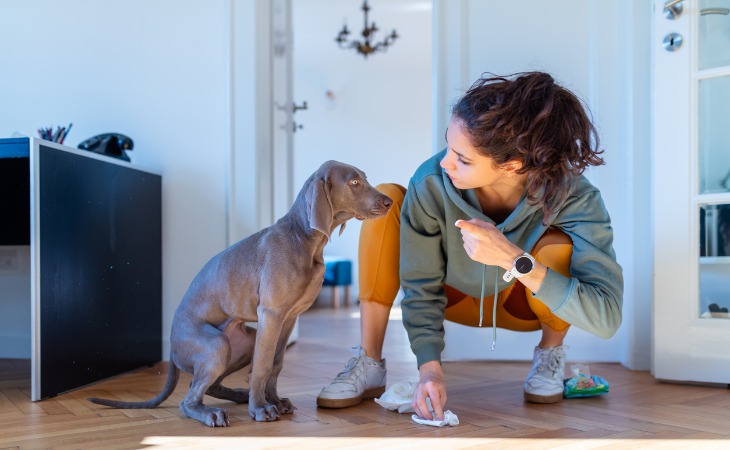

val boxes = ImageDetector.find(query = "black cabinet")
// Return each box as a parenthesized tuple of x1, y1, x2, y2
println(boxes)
(0, 138, 162, 400)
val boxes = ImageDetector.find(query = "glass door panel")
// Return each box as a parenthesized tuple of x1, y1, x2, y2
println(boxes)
(699, 203, 730, 319)
(698, 76, 730, 194)
(699, 0, 730, 70)
(697, 2, 730, 322)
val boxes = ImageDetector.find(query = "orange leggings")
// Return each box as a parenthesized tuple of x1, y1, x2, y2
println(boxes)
(359, 183, 572, 333)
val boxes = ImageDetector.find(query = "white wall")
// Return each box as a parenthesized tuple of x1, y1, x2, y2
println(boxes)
(434, 0, 653, 369)
(0, 0, 232, 358)
(292, 0, 433, 296)
(0, 0, 652, 369)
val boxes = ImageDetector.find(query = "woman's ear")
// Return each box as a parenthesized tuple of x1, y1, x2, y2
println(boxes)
(500, 160, 523, 175)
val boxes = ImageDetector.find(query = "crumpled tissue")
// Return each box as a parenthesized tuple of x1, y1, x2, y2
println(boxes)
(374, 380, 417, 413)
(374, 380, 460, 427)
(412, 410, 459, 427)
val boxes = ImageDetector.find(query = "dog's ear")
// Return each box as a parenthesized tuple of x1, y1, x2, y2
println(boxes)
(306, 177, 333, 239)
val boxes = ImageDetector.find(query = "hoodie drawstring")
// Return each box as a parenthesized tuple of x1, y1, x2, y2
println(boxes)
(478, 265, 486, 327)
(492, 266, 499, 351)
(478, 263, 501, 351)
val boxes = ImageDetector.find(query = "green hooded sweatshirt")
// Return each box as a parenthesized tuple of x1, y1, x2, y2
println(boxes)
(400, 150, 624, 368)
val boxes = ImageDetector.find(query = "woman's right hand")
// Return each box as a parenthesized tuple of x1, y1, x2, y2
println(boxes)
(413, 360, 447, 421)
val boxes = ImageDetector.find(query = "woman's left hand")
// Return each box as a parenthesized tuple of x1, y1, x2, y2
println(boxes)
(455, 219, 522, 270)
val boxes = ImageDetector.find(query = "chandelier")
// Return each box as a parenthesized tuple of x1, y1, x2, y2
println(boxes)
(335, 0, 399, 58)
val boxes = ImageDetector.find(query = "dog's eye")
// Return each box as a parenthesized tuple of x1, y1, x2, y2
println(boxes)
(349, 179, 360, 186)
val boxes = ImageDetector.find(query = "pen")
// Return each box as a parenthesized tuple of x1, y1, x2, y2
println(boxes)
(61, 122, 73, 144)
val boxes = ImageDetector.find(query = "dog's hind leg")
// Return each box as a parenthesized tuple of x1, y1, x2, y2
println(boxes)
(177, 324, 235, 427)
(204, 322, 256, 403)
(205, 358, 253, 404)
(206, 383, 249, 403)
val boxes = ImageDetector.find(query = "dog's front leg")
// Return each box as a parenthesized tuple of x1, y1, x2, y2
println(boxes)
(265, 316, 298, 414)
(248, 309, 284, 422)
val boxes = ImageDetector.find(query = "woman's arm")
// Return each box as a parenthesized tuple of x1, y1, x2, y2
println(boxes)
(400, 180, 456, 420)
(400, 182, 449, 367)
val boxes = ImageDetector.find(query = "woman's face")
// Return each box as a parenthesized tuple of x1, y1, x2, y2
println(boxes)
(440, 116, 504, 190)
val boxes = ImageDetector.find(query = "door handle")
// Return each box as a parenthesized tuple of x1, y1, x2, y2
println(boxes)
(292, 101, 308, 114)
(701, 8, 730, 16)
(664, 0, 683, 19)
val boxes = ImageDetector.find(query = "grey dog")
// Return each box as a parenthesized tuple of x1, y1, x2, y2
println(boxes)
(87, 160, 392, 426)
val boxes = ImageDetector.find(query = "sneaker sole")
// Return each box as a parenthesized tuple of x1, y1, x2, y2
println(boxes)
(523, 390, 564, 404)
(316, 385, 386, 409)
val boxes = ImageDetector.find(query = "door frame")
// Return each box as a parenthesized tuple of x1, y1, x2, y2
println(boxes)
(652, 0, 730, 383)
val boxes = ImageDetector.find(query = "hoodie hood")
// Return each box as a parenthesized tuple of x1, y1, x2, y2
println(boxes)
(441, 163, 542, 233)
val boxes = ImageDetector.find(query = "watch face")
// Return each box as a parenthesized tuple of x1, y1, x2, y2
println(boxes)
(515, 255, 534, 274)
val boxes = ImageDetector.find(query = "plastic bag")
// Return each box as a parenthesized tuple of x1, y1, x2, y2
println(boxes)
(563, 364, 609, 398)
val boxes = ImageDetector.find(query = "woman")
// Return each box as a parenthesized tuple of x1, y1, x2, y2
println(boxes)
(316, 71, 623, 421)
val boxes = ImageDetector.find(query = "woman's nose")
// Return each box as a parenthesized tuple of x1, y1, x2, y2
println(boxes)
(440, 153, 454, 170)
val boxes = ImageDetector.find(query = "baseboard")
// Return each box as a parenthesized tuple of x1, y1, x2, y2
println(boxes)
(0, 335, 31, 358)
(442, 321, 621, 363)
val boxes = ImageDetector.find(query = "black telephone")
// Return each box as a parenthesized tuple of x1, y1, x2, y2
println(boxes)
(78, 133, 134, 162)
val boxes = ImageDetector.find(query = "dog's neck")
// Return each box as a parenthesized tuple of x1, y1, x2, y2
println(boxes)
(330, 211, 355, 235)
(279, 192, 330, 260)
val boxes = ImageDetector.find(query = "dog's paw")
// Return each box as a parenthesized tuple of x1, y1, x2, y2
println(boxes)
(275, 397, 296, 414)
(204, 408, 230, 427)
(250, 403, 281, 422)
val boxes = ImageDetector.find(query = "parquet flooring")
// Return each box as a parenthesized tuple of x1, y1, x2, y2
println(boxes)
(1, 307, 729, 449)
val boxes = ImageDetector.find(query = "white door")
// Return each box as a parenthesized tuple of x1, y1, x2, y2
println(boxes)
(653, 0, 730, 383)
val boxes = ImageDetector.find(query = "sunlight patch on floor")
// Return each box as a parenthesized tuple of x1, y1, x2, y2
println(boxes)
(141, 436, 716, 449)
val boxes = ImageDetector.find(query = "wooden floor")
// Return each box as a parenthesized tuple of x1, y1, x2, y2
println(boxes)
(2, 307, 730, 449)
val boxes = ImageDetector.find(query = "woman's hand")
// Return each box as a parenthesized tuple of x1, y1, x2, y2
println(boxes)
(455, 218, 548, 293)
(455, 219, 521, 270)
(413, 360, 447, 421)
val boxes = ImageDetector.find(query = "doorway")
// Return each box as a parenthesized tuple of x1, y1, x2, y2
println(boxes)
(290, 0, 433, 301)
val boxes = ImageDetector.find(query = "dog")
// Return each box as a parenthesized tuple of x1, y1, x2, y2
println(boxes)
(87, 160, 392, 426)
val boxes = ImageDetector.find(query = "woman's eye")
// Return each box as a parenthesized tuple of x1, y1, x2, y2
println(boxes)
(458, 157, 470, 166)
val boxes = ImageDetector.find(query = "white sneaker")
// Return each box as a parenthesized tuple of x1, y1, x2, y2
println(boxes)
(523, 345, 567, 404)
(317, 345, 386, 409)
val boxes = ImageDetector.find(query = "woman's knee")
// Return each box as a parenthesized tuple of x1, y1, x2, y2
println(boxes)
(527, 228, 573, 330)
(359, 183, 406, 243)
(532, 228, 572, 254)
(532, 228, 572, 278)
(358, 183, 406, 305)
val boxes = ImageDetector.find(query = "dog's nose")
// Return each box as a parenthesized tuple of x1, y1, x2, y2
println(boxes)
(378, 196, 393, 209)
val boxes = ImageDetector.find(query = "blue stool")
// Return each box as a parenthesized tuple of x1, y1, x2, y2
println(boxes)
(323, 256, 352, 309)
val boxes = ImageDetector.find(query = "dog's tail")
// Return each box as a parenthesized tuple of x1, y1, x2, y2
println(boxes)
(87, 358, 180, 409)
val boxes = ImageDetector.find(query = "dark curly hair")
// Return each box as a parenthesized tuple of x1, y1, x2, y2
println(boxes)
(451, 71, 605, 221)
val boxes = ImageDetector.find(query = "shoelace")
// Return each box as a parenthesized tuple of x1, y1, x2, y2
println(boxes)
(535, 347, 565, 378)
(335, 347, 366, 381)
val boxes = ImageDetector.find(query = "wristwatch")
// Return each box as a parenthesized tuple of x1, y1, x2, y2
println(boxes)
(502, 253, 536, 282)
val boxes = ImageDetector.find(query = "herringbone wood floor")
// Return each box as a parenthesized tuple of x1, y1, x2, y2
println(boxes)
(1, 307, 730, 449)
